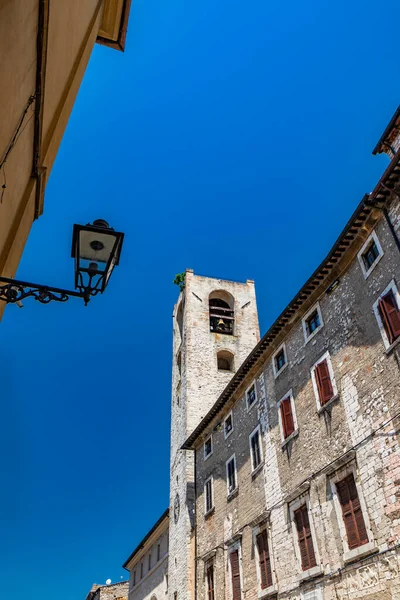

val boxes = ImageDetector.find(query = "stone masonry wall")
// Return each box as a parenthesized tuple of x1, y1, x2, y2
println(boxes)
(194, 201, 400, 600)
(127, 527, 169, 600)
(169, 272, 260, 600)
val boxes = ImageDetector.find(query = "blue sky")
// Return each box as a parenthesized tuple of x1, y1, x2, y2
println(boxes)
(1, 1, 400, 598)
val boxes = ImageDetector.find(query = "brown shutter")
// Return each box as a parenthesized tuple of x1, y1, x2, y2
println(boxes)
(256, 531, 272, 589)
(280, 398, 295, 438)
(294, 505, 317, 571)
(315, 359, 334, 405)
(336, 474, 369, 550)
(207, 566, 215, 600)
(379, 291, 400, 344)
(230, 550, 241, 600)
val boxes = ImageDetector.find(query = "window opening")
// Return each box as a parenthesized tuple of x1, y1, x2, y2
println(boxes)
(378, 289, 400, 344)
(246, 384, 257, 408)
(207, 565, 215, 600)
(294, 504, 316, 571)
(204, 436, 212, 459)
(209, 298, 234, 335)
(275, 348, 286, 372)
(336, 474, 369, 549)
(230, 550, 241, 600)
(205, 478, 213, 513)
(224, 413, 233, 438)
(217, 350, 234, 371)
(256, 530, 272, 589)
(250, 428, 262, 470)
(227, 456, 237, 494)
(362, 240, 380, 271)
(306, 310, 320, 336)
(280, 397, 295, 439)
(315, 359, 334, 405)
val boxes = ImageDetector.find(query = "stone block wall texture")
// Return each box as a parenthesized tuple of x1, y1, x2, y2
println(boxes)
(127, 527, 169, 600)
(194, 197, 400, 600)
(169, 272, 260, 600)
(91, 582, 129, 600)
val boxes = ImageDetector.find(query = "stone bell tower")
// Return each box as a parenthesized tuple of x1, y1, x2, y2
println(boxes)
(168, 269, 260, 600)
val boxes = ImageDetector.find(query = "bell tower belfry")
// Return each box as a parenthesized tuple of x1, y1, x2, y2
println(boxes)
(168, 269, 260, 600)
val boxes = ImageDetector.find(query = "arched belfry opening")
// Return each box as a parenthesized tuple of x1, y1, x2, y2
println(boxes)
(209, 290, 234, 335)
(217, 350, 235, 372)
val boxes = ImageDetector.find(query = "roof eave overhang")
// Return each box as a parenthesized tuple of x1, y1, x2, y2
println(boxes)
(96, 0, 132, 52)
(373, 105, 400, 155)
(122, 509, 169, 570)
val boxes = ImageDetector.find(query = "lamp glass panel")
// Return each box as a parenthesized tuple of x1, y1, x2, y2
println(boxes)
(79, 230, 117, 265)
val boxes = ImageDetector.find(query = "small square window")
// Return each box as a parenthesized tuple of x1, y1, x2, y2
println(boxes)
(246, 383, 257, 409)
(224, 412, 233, 438)
(302, 304, 323, 343)
(307, 310, 320, 335)
(204, 435, 213, 460)
(273, 343, 287, 377)
(362, 241, 379, 271)
(358, 231, 384, 279)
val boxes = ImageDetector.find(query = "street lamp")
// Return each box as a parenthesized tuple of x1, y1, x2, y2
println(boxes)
(0, 220, 124, 306)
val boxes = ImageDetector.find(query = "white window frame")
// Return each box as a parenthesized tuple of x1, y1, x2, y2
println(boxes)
(252, 524, 277, 597)
(277, 389, 298, 444)
(272, 342, 288, 378)
(204, 434, 213, 461)
(246, 381, 257, 411)
(226, 453, 237, 496)
(330, 464, 376, 564)
(357, 230, 384, 279)
(289, 495, 323, 580)
(249, 425, 263, 473)
(310, 351, 338, 411)
(227, 541, 244, 600)
(224, 411, 234, 439)
(204, 475, 214, 515)
(373, 279, 400, 350)
(302, 303, 324, 344)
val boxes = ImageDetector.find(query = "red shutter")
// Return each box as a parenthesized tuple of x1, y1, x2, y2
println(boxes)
(207, 566, 214, 600)
(379, 290, 400, 344)
(336, 474, 369, 550)
(230, 550, 241, 600)
(256, 531, 273, 589)
(294, 505, 317, 571)
(280, 398, 295, 438)
(315, 359, 334, 405)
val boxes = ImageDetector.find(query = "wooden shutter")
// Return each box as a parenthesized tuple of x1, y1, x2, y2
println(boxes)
(294, 505, 316, 571)
(256, 531, 273, 589)
(230, 550, 241, 600)
(207, 565, 215, 600)
(379, 290, 400, 344)
(280, 398, 295, 438)
(315, 359, 334, 405)
(336, 474, 369, 550)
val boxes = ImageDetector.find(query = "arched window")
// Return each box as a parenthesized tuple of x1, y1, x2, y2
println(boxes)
(209, 291, 234, 335)
(217, 350, 234, 372)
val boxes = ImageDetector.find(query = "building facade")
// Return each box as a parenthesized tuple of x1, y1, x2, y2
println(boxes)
(87, 581, 129, 600)
(183, 108, 400, 600)
(121, 104, 400, 600)
(0, 0, 131, 318)
(123, 510, 169, 600)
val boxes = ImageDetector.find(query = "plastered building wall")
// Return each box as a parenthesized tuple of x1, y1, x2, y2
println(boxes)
(128, 528, 169, 600)
(169, 271, 259, 600)
(194, 198, 400, 600)
(0, 0, 130, 318)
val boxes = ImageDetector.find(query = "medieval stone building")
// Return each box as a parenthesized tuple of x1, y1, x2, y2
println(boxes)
(121, 105, 400, 600)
